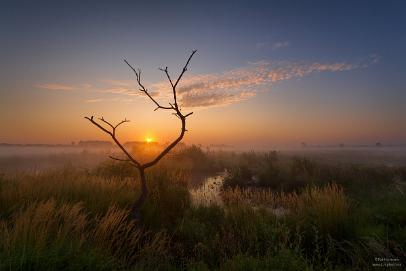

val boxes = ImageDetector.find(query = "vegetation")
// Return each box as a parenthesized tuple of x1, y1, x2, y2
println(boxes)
(0, 147, 405, 270)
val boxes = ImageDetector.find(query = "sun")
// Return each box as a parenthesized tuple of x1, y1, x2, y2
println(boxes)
(145, 137, 153, 143)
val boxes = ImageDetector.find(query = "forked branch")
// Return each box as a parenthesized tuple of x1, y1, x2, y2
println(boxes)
(85, 50, 197, 219)
(84, 116, 140, 167)
(124, 60, 173, 111)
(120, 50, 196, 169)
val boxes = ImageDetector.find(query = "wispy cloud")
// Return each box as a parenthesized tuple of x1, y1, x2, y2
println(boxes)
(39, 56, 378, 109)
(272, 41, 291, 50)
(152, 56, 377, 108)
(101, 87, 134, 95)
(36, 83, 76, 91)
(256, 40, 291, 50)
(84, 97, 134, 103)
(256, 41, 268, 49)
(368, 54, 381, 64)
(85, 98, 103, 103)
(98, 79, 159, 97)
(99, 79, 132, 87)
(80, 84, 93, 89)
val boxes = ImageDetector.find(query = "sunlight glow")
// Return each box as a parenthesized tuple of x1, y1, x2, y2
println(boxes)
(145, 137, 153, 143)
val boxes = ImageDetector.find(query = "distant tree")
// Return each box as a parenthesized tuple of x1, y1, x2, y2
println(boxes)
(85, 50, 197, 220)
(77, 140, 113, 148)
(376, 142, 382, 147)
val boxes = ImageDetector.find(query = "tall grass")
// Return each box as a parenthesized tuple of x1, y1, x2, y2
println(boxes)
(0, 167, 137, 216)
(296, 184, 351, 237)
(0, 200, 170, 270)
(0, 148, 405, 270)
(0, 166, 176, 270)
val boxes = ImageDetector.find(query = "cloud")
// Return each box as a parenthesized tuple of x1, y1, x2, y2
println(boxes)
(99, 79, 159, 97)
(369, 54, 381, 64)
(256, 40, 291, 50)
(101, 87, 134, 95)
(85, 98, 103, 103)
(151, 57, 376, 109)
(84, 97, 134, 103)
(99, 79, 132, 87)
(36, 83, 76, 91)
(97, 79, 134, 95)
(41, 55, 378, 109)
(272, 41, 291, 50)
(98, 87, 156, 97)
(180, 90, 256, 108)
(256, 41, 268, 49)
(81, 84, 93, 89)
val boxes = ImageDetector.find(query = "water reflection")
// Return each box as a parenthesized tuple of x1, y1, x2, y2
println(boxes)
(190, 174, 225, 206)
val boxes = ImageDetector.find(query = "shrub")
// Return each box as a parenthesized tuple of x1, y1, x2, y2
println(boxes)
(223, 165, 253, 188)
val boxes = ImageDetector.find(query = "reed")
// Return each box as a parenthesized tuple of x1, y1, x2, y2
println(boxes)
(0, 149, 404, 270)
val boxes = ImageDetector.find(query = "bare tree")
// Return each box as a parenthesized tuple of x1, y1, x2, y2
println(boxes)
(85, 50, 197, 220)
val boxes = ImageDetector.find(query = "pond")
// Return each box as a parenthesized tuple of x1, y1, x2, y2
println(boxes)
(189, 171, 290, 217)
(189, 172, 226, 206)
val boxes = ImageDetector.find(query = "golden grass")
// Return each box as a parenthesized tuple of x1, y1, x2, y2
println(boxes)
(0, 168, 137, 214)
(221, 183, 350, 236)
(91, 206, 170, 265)
(0, 200, 87, 255)
(0, 167, 175, 269)
(296, 183, 350, 235)
(0, 199, 170, 268)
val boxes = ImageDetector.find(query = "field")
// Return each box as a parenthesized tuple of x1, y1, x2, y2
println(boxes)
(0, 146, 405, 270)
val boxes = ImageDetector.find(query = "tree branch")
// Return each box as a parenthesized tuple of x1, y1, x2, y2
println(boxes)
(124, 59, 172, 110)
(85, 116, 112, 136)
(159, 66, 178, 108)
(84, 116, 140, 167)
(173, 49, 197, 89)
(142, 50, 197, 168)
(159, 67, 174, 88)
(114, 118, 129, 130)
(99, 117, 115, 130)
(108, 155, 131, 162)
(143, 115, 186, 168)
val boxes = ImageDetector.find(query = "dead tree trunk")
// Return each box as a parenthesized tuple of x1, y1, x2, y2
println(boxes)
(85, 50, 197, 221)
(131, 167, 147, 220)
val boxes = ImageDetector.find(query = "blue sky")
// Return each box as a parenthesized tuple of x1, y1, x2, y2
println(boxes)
(1, 0, 405, 146)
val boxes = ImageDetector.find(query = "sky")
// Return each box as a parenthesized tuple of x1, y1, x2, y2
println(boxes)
(1, 0, 405, 148)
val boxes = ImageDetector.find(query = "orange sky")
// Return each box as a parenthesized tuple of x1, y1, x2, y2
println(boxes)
(1, 77, 404, 148)
(1, 2, 405, 148)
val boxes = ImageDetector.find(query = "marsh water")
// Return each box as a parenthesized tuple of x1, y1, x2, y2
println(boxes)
(190, 174, 225, 206)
